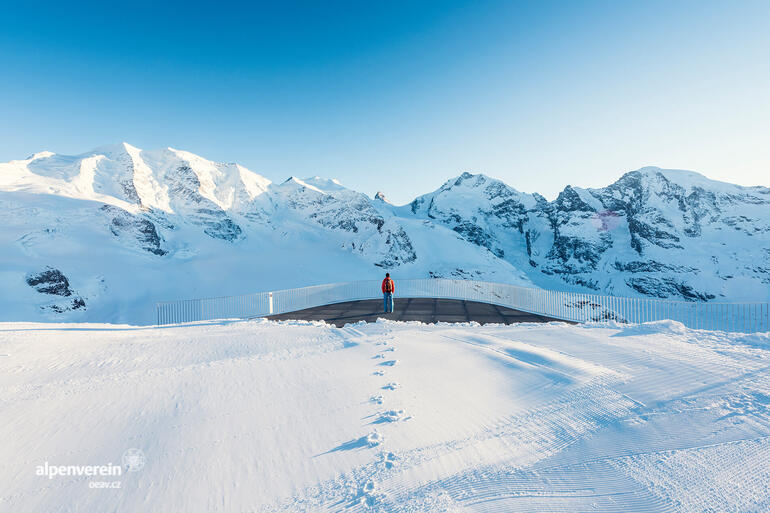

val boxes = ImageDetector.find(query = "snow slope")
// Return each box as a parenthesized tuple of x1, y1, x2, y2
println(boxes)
(1, 143, 769, 324)
(2, 319, 769, 511)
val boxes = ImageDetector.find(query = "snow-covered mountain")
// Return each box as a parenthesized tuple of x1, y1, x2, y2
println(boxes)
(406, 170, 770, 301)
(0, 144, 530, 324)
(1, 143, 768, 324)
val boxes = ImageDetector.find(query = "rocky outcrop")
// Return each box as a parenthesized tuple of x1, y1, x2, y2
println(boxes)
(26, 267, 73, 296)
(25, 267, 86, 312)
(101, 205, 167, 255)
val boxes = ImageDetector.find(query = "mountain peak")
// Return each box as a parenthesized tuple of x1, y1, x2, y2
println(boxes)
(444, 171, 508, 190)
(614, 166, 758, 194)
(25, 150, 55, 161)
(454, 171, 484, 183)
(300, 176, 347, 194)
(91, 142, 140, 157)
(280, 176, 326, 194)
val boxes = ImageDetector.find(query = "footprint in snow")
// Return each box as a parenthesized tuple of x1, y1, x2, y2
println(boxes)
(366, 431, 384, 447)
(353, 480, 384, 507)
(379, 360, 398, 367)
(382, 382, 400, 391)
(380, 451, 397, 469)
(372, 354, 385, 359)
(370, 395, 384, 405)
(377, 409, 408, 423)
(372, 370, 385, 376)
(381, 347, 395, 353)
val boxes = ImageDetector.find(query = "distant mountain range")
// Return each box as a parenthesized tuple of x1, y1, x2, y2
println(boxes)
(1, 143, 768, 324)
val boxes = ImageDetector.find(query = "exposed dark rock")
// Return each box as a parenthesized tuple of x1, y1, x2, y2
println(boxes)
(45, 297, 86, 314)
(553, 186, 596, 213)
(525, 230, 533, 258)
(490, 198, 528, 233)
(26, 267, 72, 296)
(26, 267, 87, 312)
(613, 260, 696, 273)
(626, 276, 715, 301)
(428, 268, 483, 279)
(167, 165, 203, 204)
(375, 227, 417, 267)
(546, 231, 612, 272)
(195, 209, 243, 241)
(626, 217, 681, 254)
(452, 222, 496, 253)
(101, 205, 167, 255)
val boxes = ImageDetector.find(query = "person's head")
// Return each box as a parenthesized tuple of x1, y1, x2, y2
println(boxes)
(385, 273, 390, 278)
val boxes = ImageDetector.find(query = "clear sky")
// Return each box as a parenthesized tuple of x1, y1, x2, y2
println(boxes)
(1, 0, 768, 204)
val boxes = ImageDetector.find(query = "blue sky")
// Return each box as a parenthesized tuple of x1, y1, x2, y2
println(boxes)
(1, 0, 768, 203)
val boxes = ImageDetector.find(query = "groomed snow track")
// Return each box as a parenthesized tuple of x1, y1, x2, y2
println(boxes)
(3, 319, 769, 512)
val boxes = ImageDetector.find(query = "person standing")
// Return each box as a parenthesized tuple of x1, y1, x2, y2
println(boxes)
(381, 273, 395, 313)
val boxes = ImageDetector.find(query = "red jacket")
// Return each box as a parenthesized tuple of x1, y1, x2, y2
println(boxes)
(381, 278, 394, 293)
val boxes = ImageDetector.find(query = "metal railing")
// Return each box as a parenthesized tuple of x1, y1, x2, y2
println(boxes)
(155, 279, 770, 333)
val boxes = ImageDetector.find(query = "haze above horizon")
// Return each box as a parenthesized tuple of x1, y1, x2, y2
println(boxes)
(1, 0, 768, 203)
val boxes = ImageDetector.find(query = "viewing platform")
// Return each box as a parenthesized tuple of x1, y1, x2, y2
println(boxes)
(266, 297, 563, 327)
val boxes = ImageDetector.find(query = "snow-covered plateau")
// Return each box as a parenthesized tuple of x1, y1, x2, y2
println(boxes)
(2, 319, 769, 512)
(1, 143, 769, 324)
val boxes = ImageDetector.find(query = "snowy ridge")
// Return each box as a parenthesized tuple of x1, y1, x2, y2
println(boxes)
(0, 143, 768, 324)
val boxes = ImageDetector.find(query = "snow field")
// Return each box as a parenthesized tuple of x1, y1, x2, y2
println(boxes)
(1, 319, 769, 512)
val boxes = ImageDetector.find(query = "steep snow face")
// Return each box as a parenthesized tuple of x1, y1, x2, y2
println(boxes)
(1, 143, 273, 215)
(409, 168, 770, 301)
(0, 148, 137, 211)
